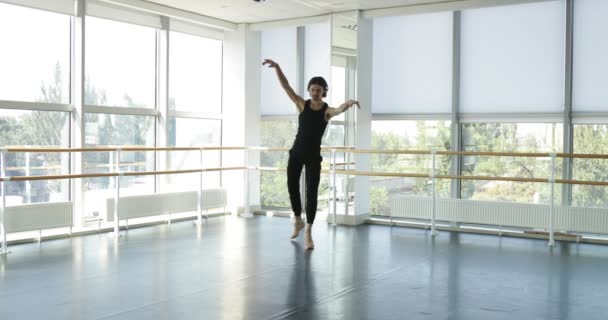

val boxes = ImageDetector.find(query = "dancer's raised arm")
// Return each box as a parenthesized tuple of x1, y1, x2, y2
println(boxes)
(262, 59, 305, 112)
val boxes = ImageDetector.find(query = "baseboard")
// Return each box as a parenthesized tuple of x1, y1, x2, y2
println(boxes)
(4, 211, 229, 247)
(365, 217, 608, 245)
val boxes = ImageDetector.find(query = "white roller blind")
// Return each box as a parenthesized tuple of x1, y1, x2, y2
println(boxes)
(171, 20, 224, 40)
(260, 27, 298, 116)
(372, 12, 453, 114)
(304, 22, 331, 104)
(573, 0, 608, 112)
(87, 1, 161, 29)
(460, 1, 565, 113)
(0, 0, 74, 15)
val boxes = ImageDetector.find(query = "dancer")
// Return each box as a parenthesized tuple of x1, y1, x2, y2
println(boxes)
(262, 58, 359, 250)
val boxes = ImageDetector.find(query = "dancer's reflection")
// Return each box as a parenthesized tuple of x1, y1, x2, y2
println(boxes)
(286, 241, 317, 317)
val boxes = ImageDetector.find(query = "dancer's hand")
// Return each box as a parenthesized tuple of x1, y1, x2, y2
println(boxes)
(345, 100, 360, 109)
(262, 59, 279, 68)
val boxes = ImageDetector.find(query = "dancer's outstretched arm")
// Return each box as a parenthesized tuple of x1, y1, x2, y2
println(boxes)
(262, 59, 305, 112)
(326, 99, 360, 121)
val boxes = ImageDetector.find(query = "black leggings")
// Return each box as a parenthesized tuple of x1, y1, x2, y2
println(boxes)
(287, 151, 322, 224)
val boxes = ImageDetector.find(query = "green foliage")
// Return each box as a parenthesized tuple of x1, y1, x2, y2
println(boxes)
(572, 125, 608, 208)
(260, 168, 290, 207)
(370, 185, 388, 215)
(370, 121, 452, 205)
(461, 123, 564, 204)
(260, 120, 296, 207)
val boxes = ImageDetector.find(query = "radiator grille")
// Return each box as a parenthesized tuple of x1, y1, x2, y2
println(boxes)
(390, 196, 608, 233)
(107, 189, 227, 221)
(5, 202, 73, 233)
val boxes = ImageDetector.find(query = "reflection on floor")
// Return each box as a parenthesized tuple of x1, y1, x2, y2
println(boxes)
(1, 215, 608, 320)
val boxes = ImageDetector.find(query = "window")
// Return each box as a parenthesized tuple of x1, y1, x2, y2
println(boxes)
(83, 114, 155, 218)
(85, 17, 156, 108)
(572, 124, 608, 208)
(372, 12, 453, 114)
(460, 1, 565, 113)
(0, 109, 69, 204)
(165, 118, 221, 191)
(169, 31, 222, 114)
(0, 3, 70, 103)
(461, 123, 563, 204)
(371, 120, 452, 215)
(260, 119, 297, 208)
(260, 27, 298, 116)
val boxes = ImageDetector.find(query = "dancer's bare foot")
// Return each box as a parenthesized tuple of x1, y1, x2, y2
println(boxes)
(290, 216, 305, 239)
(304, 224, 314, 250)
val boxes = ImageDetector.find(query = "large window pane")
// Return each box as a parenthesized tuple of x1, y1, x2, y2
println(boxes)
(372, 12, 453, 114)
(0, 109, 69, 204)
(169, 32, 222, 114)
(371, 120, 452, 215)
(573, 0, 608, 112)
(83, 114, 155, 218)
(572, 124, 608, 208)
(461, 1, 565, 113)
(462, 123, 563, 204)
(260, 120, 297, 208)
(0, 3, 70, 103)
(164, 118, 221, 191)
(85, 17, 156, 108)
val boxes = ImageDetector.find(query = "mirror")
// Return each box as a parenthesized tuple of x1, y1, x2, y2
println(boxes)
(330, 11, 358, 213)
(331, 11, 358, 121)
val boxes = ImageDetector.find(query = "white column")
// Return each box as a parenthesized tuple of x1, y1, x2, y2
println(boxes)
(70, 0, 86, 227)
(351, 11, 373, 225)
(222, 24, 261, 215)
(156, 17, 170, 192)
(1, 150, 8, 254)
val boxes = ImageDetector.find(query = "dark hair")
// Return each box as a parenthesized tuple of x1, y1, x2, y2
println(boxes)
(307, 76, 328, 98)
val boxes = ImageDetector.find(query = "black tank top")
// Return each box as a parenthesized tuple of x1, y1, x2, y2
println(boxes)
(291, 99, 329, 155)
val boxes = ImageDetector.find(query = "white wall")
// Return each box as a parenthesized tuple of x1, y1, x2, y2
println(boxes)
(354, 13, 373, 217)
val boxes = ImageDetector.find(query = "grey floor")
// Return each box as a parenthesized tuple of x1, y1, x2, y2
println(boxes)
(1, 215, 608, 320)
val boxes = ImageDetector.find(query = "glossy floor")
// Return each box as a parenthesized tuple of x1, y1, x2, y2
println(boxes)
(1, 215, 608, 320)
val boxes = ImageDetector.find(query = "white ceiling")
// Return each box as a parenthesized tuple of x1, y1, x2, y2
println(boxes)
(145, 0, 461, 24)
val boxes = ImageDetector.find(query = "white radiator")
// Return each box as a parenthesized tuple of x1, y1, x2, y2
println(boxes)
(390, 196, 608, 234)
(107, 189, 227, 222)
(4, 202, 73, 233)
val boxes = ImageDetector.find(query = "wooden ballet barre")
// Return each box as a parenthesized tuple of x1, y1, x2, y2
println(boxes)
(556, 153, 608, 159)
(247, 147, 290, 152)
(202, 146, 246, 151)
(555, 179, 608, 187)
(0, 167, 248, 182)
(436, 150, 552, 157)
(6, 147, 118, 153)
(440, 174, 547, 183)
(3, 172, 116, 182)
(346, 149, 431, 155)
(203, 166, 246, 172)
(334, 169, 608, 186)
(3, 146, 607, 160)
(334, 170, 429, 178)
(326, 148, 608, 160)
(255, 166, 287, 171)
(3, 146, 247, 153)
(321, 146, 356, 151)
(436, 151, 608, 159)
